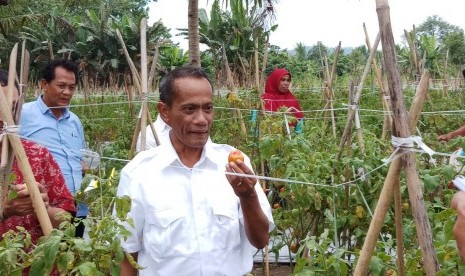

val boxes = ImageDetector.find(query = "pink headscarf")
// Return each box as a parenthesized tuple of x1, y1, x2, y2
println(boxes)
(261, 68, 303, 119)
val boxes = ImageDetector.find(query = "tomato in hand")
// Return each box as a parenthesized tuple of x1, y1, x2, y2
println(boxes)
(228, 149, 244, 163)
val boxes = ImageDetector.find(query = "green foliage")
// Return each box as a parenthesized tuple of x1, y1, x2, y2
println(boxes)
(0, 170, 133, 275)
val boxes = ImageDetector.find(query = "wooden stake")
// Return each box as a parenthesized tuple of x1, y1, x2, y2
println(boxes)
(148, 44, 159, 89)
(335, 33, 380, 161)
(354, 70, 430, 275)
(128, 117, 142, 159)
(0, 85, 53, 236)
(363, 23, 392, 140)
(393, 179, 405, 276)
(362, 2, 438, 273)
(254, 38, 260, 90)
(116, 28, 142, 94)
(0, 44, 19, 219)
(222, 45, 247, 137)
(140, 18, 148, 152)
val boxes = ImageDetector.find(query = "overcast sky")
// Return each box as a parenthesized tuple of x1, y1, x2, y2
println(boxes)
(147, 0, 465, 50)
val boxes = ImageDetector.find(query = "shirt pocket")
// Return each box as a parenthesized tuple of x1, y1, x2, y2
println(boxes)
(212, 205, 240, 250)
(144, 208, 188, 258)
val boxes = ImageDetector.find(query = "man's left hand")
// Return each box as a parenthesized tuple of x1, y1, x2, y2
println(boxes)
(225, 160, 257, 198)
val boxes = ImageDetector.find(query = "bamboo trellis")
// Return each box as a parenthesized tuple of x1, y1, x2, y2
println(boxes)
(118, 18, 161, 159)
(0, 43, 52, 235)
(354, 0, 438, 274)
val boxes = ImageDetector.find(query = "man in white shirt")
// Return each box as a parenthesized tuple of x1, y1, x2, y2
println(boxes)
(452, 191, 465, 261)
(118, 66, 274, 276)
(136, 113, 212, 152)
(135, 114, 170, 152)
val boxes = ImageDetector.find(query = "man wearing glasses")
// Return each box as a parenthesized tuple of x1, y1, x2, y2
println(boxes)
(20, 59, 87, 237)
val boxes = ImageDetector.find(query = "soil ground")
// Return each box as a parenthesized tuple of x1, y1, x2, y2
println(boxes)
(251, 263, 293, 276)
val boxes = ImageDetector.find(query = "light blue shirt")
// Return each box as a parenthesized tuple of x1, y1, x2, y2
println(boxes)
(20, 95, 88, 216)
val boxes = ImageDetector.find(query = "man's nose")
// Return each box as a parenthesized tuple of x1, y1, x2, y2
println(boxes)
(194, 111, 208, 124)
(62, 87, 72, 94)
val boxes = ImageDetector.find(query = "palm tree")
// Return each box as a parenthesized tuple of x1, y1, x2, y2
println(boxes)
(186, 0, 277, 69)
(188, 0, 201, 67)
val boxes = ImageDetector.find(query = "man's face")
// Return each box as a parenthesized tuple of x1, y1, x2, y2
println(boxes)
(41, 66, 76, 108)
(158, 77, 214, 150)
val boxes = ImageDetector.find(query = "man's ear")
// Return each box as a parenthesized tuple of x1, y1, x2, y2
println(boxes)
(157, 101, 170, 124)
(40, 79, 48, 91)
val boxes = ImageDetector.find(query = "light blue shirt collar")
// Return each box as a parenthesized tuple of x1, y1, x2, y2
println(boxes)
(37, 95, 70, 119)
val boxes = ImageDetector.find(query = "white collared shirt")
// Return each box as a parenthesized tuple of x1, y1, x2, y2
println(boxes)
(117, 141, 274, 276)
(136, 114, 171, 152)
(136, 114, 213, 153)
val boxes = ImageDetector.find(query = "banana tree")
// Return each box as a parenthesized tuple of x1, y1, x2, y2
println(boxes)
(159, 45, 189, 71)
(186, 0, 276, 78)
(418, 34, 443, 78)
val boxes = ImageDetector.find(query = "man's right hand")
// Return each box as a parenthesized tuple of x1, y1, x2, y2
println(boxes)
(438, 133, 452, 142)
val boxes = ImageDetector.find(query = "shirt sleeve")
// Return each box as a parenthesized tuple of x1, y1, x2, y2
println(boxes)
(78, 119, 86, 149)
(239, 155, 275, 233)
(116, 166, 145, 253)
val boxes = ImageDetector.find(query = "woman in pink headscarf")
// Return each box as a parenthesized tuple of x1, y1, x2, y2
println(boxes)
(261, 68, 304, 128)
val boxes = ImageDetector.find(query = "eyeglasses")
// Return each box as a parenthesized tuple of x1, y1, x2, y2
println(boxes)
(50, 82, 76, 92)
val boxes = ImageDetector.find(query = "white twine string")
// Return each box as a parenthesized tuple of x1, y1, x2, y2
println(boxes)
(382, 135, 435, 164)
(99, 153, 398, 189)
(0, 123, 20, 141)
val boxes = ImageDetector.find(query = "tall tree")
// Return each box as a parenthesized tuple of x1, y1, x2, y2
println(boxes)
(186, 0, 276, 69)
(415, 15, 462, 44)
(188, 0, 201, 67)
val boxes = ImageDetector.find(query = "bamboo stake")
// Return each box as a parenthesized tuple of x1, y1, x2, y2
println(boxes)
(354, 109, 365, 155)
(354, 69, 430, 275)
(222, 45, 247, 137)
(124, 18, 159, 157)
(16, 41, 29, 124)
(128, 118, 142, 160)
(335, 33, 380, 161)
(0, 45, 18, 220)
(373, 2, 438, 272)
(116, 28, 142, 94)
(364, 23, 392, 140)
(254, 38, 260, 90)
(442, 49, 449, 96)
(146, 108, 160, 146)
(328, 42, 341, 138)
(139, 18, 148, 152)
(259, 34, 270, 93)
(258, 34, 270, 202)
(148, 44, 159, 89)
(257, 39, 271, 276)
(322, 55, 334, 135)
(375, 29, 439, 273)
(393, 179, 405, 276)
(1, 44, 18, 169)
(0, 86, 53, 235)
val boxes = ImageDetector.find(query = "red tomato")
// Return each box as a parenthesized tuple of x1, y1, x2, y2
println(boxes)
(228, 149, 244, 163)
